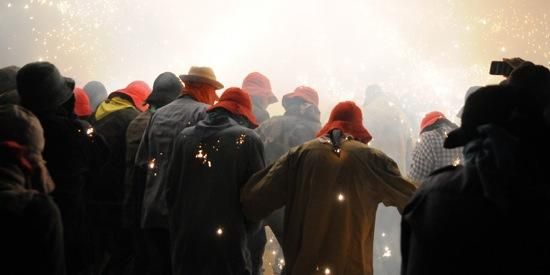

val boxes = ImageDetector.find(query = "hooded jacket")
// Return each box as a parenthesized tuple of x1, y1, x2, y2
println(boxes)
(135, 95, 208, 228)
(401, 124, 550, 275)
(241, 134, 416, 275)
(166, 111, 265, 275)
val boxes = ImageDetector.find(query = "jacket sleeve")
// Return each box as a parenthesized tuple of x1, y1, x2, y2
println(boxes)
(369, 151, 417, 213)
(241, 151, 292, 222)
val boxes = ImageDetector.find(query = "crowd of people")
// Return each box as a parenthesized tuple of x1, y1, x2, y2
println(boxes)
(0, 58, 549, 275)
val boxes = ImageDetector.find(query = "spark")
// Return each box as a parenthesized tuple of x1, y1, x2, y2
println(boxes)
(272, 250, 277, 255)
(324, 268, 331, 274)
(235, 134, 246, 146)
(24, 4, 29, 9)
(216, 227, 223, 236)
(148, 158, 156, 170)
(7, 2, 12, 8)
(383, 246, 392, 257)
(452, 158, 461, 166)
(86, 127, 94, 137)
(382, 232, 386, 237)
(337, 193, 345, 202)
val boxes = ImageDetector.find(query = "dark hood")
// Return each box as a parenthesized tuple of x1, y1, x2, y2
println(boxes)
(193, 109, 250, 141)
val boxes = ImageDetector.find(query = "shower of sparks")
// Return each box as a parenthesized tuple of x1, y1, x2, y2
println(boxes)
(195, 146, 212, 167)
(235, 134, 246, 146)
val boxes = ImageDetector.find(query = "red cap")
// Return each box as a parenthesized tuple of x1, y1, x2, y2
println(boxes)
(73, 87, 93, 117)
(420, 111, 445, 132)
(317, 101, 372, 144)
(282, 86, 319, 108)
(208, 87, 258, 128)
(111, 81, 151, 112)
(242, 72, 277, 104)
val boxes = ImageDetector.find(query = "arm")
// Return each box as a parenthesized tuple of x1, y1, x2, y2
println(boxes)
(241, 151, 293, 222)
(369, 151, 417, 213)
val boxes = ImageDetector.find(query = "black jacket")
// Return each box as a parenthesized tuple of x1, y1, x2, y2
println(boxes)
(166, 112, 265, 275)
(90, 107, 140, 228)
(401, 125, 550, 275)
(36, 108, 108, 273)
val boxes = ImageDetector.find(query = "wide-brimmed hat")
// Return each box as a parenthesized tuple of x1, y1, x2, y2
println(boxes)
(282, 86, 319, 109)
(317, 101, 372, 144)
(179, 66, 223, 90)
(17, 62, 75, 112)
(444, 85, 517, 148)
(242, 72, 277, 104)
(110, 81, 151, 112)
(207, 87, 258, 128)
(146, 72, 183, 108)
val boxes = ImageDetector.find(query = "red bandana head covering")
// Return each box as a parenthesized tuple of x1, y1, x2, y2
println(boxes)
(208, 87, 258, 128)
(317, 101, 372, 144)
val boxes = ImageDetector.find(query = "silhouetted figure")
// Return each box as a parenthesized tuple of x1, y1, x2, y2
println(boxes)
(0, 66, 20, 105)
(242, 72, 278, 124)
(17, 62, 109, 274)
(123, 72, 182, 275)
(135, 66, 222, 275)
(0, 104, 64, 275)
(242, 101, 416, 275)
(89, 80, 151, 274)
(167, 88, 265, 275)
(407, 111, 462, 185)
(401, 64, 550, 275)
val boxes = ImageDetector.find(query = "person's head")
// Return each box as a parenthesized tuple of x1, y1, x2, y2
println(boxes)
(73, 87, 92, 118)
(83, 81, 108, 111)
(317, 101, 372, 144)
(0, 65, 20, 105)
(109, 80, 151, 112)
(506, 62, 550, 125)
(282, 86, 320, 111)
(363, 84, 384, 106)
(207, 87, 258, 128)
(445, 85, 518, 148)
(146, 72, 183, 110)
(0, 104, 54, 193)
(180, 66, 223, 105)
(242, 72, 277, 109)
(16, 61, 75, 114)
(420, 111, 446, 133)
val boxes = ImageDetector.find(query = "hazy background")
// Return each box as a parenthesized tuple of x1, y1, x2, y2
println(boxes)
(1, 0, 549, 121)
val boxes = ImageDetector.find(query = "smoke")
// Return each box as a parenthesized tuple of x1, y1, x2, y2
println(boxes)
(1, 0, 549, 121)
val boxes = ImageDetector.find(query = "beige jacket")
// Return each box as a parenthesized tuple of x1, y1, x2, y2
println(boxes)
(241, 137, 416, 275)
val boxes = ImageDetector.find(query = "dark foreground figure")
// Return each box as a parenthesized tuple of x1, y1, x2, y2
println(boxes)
(401, 63, 550, 275)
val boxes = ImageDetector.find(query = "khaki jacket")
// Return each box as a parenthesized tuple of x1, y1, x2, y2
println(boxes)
(241, 138, 416, 275)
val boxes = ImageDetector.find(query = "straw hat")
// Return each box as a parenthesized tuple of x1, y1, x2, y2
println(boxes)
(179, 66, 223, 90)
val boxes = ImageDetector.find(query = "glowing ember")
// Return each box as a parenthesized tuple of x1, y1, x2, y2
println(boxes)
(148, 158, 156, 170)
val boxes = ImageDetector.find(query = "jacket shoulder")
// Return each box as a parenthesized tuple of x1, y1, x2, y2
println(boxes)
(429, 164, 461, 177)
